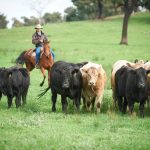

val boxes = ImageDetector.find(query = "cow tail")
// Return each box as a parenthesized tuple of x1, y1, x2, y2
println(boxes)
(15, 51, 27, 65)
(37, 86, 51, 99)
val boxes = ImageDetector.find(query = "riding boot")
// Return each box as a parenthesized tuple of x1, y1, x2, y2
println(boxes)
(35, 63, 40, 69)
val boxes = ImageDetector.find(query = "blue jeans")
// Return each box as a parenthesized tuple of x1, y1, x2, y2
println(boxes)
(36, 47, 55, 64)
(36, 46, 41, 64)
(50, 48, 55, 60)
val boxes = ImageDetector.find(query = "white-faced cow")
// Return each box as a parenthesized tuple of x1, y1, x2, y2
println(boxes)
(80, 62, 106, 113)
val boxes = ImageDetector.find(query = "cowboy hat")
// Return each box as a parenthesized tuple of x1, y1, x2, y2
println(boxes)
(35, 24, 43, 29)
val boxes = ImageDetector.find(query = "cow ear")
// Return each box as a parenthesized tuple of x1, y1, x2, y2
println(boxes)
(72, 68, 79, 75)
(146, 70, 150, 75)
(80, 68, 87, 74)
(6, 71, 12, 78)
(127, 62, 134, 68)
(134, 59, 138, 63)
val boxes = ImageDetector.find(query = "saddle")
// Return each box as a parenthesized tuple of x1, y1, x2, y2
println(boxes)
(27, 48, 44, 58)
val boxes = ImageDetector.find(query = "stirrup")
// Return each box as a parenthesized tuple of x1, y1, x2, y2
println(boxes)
(35, 64, 39, 69)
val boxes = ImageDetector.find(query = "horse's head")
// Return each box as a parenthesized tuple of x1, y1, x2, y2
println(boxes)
(43, 41, 50, 56)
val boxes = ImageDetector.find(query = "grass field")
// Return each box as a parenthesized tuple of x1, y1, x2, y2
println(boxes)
(0, 12, 150, 150)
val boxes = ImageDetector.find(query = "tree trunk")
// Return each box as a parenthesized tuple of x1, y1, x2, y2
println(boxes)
(120, 0, 137, 45)
(97, 0, 103, 19)
(120, 11, 132, 45)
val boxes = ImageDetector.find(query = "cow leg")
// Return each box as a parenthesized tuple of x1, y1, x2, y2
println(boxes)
(118, 96, 123, 112)
(15, 94, 21, 108)
(52, 91, 57, 112)
(22, 93, 27, 106)
(74, 98, 80, 111)
(91, 97, 96, 110)
(139, 101, 145, 118)
(82, 96, 86, 109)
(7, 96, 13, 108)
(147, 97, 149, 108)
(75, 91, 81, 111)
(122, 97, 128, 114)
(87, 101, 91, 111)
(0, 92, 2, 100)
(128, 99, 134, 115)
(95, 96, 101, 113)
(61, 95, 68, 113)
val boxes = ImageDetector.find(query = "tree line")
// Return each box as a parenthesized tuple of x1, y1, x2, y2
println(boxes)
(1, 0, 149, 29)
(0, 0, 149, 44)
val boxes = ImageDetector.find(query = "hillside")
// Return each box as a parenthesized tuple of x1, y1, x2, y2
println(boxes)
(0, 12, 150, 150)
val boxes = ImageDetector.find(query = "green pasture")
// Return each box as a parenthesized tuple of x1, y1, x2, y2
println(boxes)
(0, 12, 150, 150)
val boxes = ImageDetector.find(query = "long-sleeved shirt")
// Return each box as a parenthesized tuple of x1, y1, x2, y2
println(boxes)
(32, 31, 48, 47)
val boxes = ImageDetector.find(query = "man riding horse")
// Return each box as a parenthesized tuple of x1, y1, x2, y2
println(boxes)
(32, 24, 55, 68)
(16, 24, 55, 86)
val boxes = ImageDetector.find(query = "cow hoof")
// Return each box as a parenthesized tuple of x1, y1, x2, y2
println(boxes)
(52, 107, 56, 112)
(140, 113, 144, 118)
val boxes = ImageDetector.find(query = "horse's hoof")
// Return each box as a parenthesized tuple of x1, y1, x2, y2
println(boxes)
(40, 83, 44, 87)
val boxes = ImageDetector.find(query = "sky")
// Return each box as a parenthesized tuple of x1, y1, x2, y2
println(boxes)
(0, 0, 73, 28)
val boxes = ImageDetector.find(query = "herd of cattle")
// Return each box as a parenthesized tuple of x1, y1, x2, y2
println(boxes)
(0, 59, 150, 117)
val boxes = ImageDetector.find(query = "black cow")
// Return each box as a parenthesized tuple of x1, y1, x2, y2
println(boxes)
(0, 67, 30, 108)
(38, 61, 88, 112)
(115, 66, 150, 117)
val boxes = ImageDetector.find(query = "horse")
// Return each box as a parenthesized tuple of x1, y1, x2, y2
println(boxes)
(16, 41, 54, 86)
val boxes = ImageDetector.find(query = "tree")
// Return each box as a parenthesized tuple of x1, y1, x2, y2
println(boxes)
(28, 0, 50, 24)
(71, 0, 99, 20)
(120, 0, 150, 45)
(21, 16, 39, 26)
(97, 0, 104, 18)
(111, 0, 123, 14)
(71, 0, 116, 20)
(139, 0, 150, 10)
(120, 0, 137, 45)
(0, 13, 8, 29)
(43, 12, 62, 23)
(12, 18, 23, 28)
(64, 7, 78, 21)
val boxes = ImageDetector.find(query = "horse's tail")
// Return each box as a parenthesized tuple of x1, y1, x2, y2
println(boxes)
(37, 86, 51, 99)
(15, 51, 27, 65)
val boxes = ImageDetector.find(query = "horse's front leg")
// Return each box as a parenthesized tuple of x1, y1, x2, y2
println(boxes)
(40, 67, 46, 87)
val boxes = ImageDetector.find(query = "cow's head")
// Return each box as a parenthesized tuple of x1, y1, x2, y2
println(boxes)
(127, 61, 144, 69)
(59, 67, 80, 89)
(132, 67, 150, 89)
(81, 66, 100, 87)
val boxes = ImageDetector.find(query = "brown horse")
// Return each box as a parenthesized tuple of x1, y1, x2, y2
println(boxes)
(16, 41, 54, 86)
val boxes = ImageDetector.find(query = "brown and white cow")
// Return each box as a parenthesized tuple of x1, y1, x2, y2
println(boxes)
(111, 59, 145, 107)
(80, 62, 106, 113)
